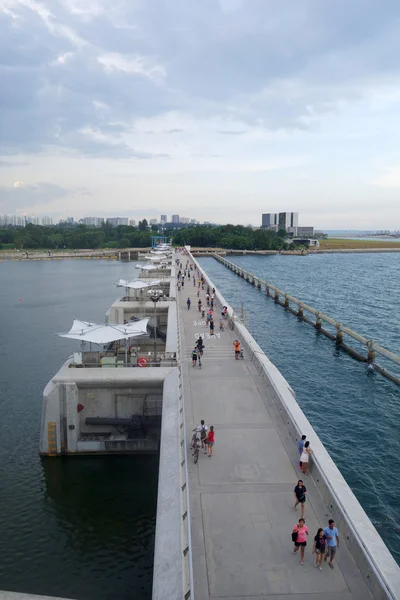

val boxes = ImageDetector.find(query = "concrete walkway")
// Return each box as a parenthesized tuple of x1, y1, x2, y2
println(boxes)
(178, 263, 372, 600)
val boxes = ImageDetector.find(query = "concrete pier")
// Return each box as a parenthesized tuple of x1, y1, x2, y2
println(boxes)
(178, 249, 400, 600)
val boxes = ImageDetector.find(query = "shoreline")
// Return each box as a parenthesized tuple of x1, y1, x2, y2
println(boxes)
(1, 246, 400, 262)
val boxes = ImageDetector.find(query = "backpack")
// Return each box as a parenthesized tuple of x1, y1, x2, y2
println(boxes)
(200, 426, 207, 440)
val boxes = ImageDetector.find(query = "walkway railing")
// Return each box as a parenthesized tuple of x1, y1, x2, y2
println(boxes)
(214, 254, 400, 386)
(175, 290, 195, 600)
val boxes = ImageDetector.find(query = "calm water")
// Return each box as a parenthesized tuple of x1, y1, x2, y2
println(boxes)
(0, 260, 158, 600)
(198, 253, 400, 564)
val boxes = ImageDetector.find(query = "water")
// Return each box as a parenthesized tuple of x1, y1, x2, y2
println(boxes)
(0, 260, 158, 600)
(198, 253, 400, 564)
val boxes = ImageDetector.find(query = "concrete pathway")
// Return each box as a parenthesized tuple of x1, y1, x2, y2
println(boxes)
(178, 261, 372, 600)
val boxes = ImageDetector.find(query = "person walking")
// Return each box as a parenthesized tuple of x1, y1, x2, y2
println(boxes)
(233, 339, 241, 359)
(293, 480, 307, 518)
(300, 441, 313, 474)
(198, 298, 202, 312)
(201, 304, 205, 319)
(205, 293, 210, 306)
(181, 278, 184, 289)
(323, 519, 339, 569)
(206, 426, 215, 457)
(191, 347, 198, 367)
(312, 528, 327, 571)
(298, 435, 306, 458)
(209, 317, 214, 335)
(292, 518, 309, 565)
(193, 420, 208, 452)
(187, 297, 191, 310)
(177, 281, 181, 291)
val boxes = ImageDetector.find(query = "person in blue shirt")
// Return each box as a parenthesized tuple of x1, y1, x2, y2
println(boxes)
(298, 435, 306, 457)
(323, 519, 340, 569)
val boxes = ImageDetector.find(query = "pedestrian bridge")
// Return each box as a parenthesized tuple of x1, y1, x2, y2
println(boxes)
(155, 249, 400, 600)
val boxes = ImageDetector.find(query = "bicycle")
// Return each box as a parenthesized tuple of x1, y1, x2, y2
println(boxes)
(198, 353, 202, 369)
(191, 432, 201, 463)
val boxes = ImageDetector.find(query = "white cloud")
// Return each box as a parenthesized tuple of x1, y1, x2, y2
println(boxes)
(97, 52, 166, 83)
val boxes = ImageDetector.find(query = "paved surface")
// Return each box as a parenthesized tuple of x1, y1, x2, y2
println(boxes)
(177, 258, 372, 600)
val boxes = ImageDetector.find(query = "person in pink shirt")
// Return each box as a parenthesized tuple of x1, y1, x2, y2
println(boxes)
(292, 518, 309, 565)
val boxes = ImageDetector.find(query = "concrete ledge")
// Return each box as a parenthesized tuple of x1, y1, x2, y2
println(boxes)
(152, 369, 184, 600)
(165, 303, 178, 354)
(189, 249, 400, 600)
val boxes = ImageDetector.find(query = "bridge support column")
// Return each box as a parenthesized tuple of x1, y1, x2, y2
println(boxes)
(316, 313, 322, 330)
(118, 251, 121, 261)
(298, 306, 303, 318)
(274, 291, 279, 303)
(284, 295, 289, 308)
(367, 341, 376, 364)
(266, 285, 270, 296)
(336, 326, 343, 346)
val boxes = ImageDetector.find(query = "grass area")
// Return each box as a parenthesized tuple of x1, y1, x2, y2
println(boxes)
(320, 238, 400, 249)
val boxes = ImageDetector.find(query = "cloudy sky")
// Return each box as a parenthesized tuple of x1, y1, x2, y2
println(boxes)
(1, 0, 400, 228)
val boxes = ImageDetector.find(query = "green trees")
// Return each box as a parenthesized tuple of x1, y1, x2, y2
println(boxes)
(0, 223, 288, 251)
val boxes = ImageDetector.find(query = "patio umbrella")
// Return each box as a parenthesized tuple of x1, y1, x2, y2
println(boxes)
(115, 279, 161, 290)
(59, 318, 149, 345)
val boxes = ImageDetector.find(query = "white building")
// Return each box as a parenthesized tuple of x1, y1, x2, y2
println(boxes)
(41, 216, 53, 226)
(0, 214, 26, 227)
(160, 214, 167, 224)
(26, 215, 41, 225)
(278, 212, 298, 230)
(106, 217, 129, 227)
(129, 219, 136, 227)
(80, 217, 104, 227)
(261, 213, 278, 228)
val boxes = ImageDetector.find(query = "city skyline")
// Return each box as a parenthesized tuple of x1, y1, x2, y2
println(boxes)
(1, 2, 400, 228)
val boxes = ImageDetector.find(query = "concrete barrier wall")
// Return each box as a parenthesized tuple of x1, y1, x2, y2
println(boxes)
(188, 248, 400, 600)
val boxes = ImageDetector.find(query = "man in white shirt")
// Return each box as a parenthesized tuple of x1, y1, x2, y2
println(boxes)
(194, 420, 208, 450)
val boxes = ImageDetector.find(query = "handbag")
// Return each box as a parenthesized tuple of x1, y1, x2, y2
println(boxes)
(291, 527, 298, 543)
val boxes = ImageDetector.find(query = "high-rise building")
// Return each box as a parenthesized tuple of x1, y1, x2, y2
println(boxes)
(261, 213, 278, 228)
(41, 216, 53, 226)
(106, 217, 129, 227)
(296, 226, 314, 237)
(171, 214, 180, 224)
(180, 217, 190, 224)
(129, 219, 136, 227)
(66, 217, 75, 224)
(160, 214, 167, 223)
(149, 218, 158, 226)
(0, 214, 26, 227)
(26, 215, 41, 225)
(80, 217, 104, 227)
(278, 212, 298, 230)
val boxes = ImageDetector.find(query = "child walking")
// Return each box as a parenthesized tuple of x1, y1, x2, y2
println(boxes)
(206, 426, 215, 457)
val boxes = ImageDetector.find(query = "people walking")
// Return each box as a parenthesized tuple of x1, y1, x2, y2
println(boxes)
(191, 347, 198, 367)
(201, 304, 205, 319)
(187, 297, 191, 310)
(300, 441, 313, 475)
(233, 339, 241, 359)
(198, 298, 202, 312)
(205, 426, 215, 457)
(193, 420, 208, 452)
(323, 519, 339, 569)
(292, 518, 309, 565)
(209, 317, 214, 335)
(298, 435, 306, 458)
(293, 480, 307, 518)
(312, 528, 327, 571)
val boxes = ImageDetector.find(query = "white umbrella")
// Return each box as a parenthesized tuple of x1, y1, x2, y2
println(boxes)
(115, 279, 161, 290)
(143, 255, 168, 262)
(140, 264, 160, 271)
(59, 318, 149, 344)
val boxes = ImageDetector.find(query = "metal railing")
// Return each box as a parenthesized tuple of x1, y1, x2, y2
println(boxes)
(175, 279, 195, 600)
(214, 254, 400, 385)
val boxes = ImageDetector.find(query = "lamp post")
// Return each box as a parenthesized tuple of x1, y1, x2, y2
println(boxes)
(150, 293, 160, 363)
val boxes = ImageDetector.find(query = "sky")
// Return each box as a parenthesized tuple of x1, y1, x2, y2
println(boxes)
(1, 0, 400, 228)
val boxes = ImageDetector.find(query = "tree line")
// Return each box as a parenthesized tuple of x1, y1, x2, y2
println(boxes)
(0, 222, 290, 251)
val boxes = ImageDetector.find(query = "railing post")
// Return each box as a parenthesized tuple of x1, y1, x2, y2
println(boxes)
(298, 304, 303, 318)
(315, 312, 322, 330)
(284, 294, 289, 308)
(336, 324, 343, 346)
(266, 284, 270, 296)
(367, 340, 376, 363)
(274, 290, 279, 303)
